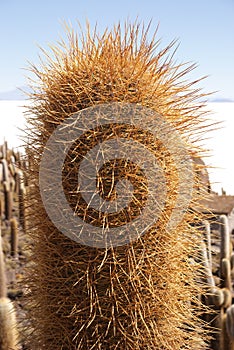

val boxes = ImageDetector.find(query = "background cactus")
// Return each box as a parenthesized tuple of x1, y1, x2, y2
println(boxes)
(10, 218, 18, 258)
(3, 181, 12, 221)
(226, 305, 234, 341)
(0, 229, 7, 299)
(203, 220, 212, 270)
(220, 215, 231, 280)
(0, 228, 19, 350)
(0, 297, 19, 350)
(221, 258, 232, 291)
(0, 144, 27, 350)
(18, 179, 25, 232)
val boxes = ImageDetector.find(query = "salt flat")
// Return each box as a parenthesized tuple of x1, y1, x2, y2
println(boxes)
(0, 100, 28, 150)
(0, 100, 233, 194)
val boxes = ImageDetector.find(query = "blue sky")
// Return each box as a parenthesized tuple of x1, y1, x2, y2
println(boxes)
(0, 0, 234, 100)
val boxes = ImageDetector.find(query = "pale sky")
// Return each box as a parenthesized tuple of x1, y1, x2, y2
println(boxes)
(0, 0, 234, 100)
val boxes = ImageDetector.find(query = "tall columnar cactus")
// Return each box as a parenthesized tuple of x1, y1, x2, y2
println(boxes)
(219, 215, 233, 306)
(220, 215, 231, 273)
(18, 180, 26, 231)
(0, 159, 9, 184)
(0, 297, 19, 350)
(3, 181, 13, 221)
(221, 311, 234, 350)
(9, 155, 16, 177)
(0, 199, 2, 222)
(217, 215, 234, 350)
(15, 170, 26, 231)
(0, 163, 3, 184)
(199, 239, 223, 349)
(226, 305, 234, 343)
(0, 229, 7, 299)
(10, 218, 19, 258)
(0, 228, 19, 350)
(221, 258, 232, 291)
(24, 22, 211, 349)
(203, 220, 212, 270)
(1, 158, 12, 221)
(0, 141, 8, 161)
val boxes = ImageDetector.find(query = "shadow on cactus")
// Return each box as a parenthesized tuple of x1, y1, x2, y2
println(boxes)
(23, 21, 213, 349)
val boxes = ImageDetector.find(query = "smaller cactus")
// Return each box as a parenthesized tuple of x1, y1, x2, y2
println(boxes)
(10, 218, 19, 258)
(9, 155, 16, 177)
(0, 232, 7, 299)
(220, 215, 230, 262)
(15, 169, 24, 196)
(0, 223, 19, 349)
(1, 159, 9, 183)
(3, 181, 13, 221)
(199, 240, 216, 289)
(18, 182, 26, 231)
(210, 287, 224, 307)
(221, 310, 234, 350)
(230, 252, 234, 271)
(221, 288, 232, 309)
(0, 198, 3, 221)
(15, 151, 22, 169)
(219, 216, 232, 292)
(203, 220, 212, 270)
(1, 140, 8, 160)
(0, 162, 3, 183)
(221, 258, 232, 291)
(9, 176, 16, 193)
(226, 305, 234, 340)
(0, 297, 19, 350)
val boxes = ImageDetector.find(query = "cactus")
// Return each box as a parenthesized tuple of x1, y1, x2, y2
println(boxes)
(221, 288, 232, 310)
(221, 311, 234, 350)
(216, 215, 234, 350)
(230, 252, 234, 271)
(226, 305, 234, 340)
(10, 218, 19, 258)
(0, 163, 3, 184)
(14, 170, 26, 230)
(0, 231, 7, 299)
(203, 220, 212, 270)
(211, 287, 224, 307)
(24, 22, 212, 349)
(220, 215, 230, 274)
(0, 205, 19, 350)
(1, 141, 8, 160)
(9, 155, 16, 178)
(199, 235, 224, 349)
(15, 170, 22, 197)
(0, 159, 9, 184)
(3, 181, 12, 221)
(221, 258, 232, 291)
(0, 297, 19, 350)
(18, 182, 26, 231)
(199, 240, 216, 290)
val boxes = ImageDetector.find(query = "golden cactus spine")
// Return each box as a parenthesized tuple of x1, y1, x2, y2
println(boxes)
(24, 22, 211, 349)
